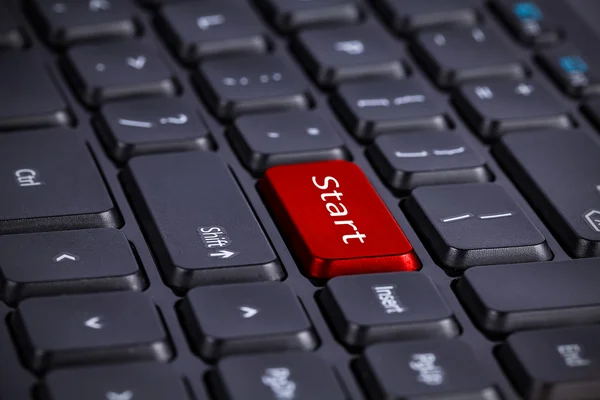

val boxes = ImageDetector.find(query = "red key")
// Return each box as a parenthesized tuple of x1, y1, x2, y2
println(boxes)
(259, 160, 419, 279)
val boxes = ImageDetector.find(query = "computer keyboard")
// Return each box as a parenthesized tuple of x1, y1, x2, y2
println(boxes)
(1, 0, 600, 399)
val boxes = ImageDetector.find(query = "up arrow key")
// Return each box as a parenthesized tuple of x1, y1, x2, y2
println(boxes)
(209, 249, 238, 259)
(54, 253, 80, 262)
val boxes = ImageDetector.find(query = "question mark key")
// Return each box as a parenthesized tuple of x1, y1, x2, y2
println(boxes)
(95, 98, 213, 163)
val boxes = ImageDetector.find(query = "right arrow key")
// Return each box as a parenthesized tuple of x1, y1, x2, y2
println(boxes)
(179, 282, 317, 361)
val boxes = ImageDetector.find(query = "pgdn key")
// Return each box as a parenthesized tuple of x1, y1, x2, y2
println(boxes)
(123, 152, 283, 290)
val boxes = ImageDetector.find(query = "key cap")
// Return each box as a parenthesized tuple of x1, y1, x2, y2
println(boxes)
(414, 27, 526, 88)
(0, 53, 71, 131)
(0, 5, 26, 49)
(493, 129, 600, 258)
(26, 0, 138, 47)
(180, 282, 317, 360)
(228, 110, 347, 175)
(373, 0, 479, 35)
(0, 229, 144, 305)
(63, 41, 178, 107)
(538, 45, 600, 97)
(195, 55, 311, 120)
(457, 260, 600, 335)
(0, 130, 121, 235)
(210, 352, 347, 400)
(331, 78, 448, 141)
(582, 99, 600, 131)
(122, 152, 282, 290)
(293, 23, 405, 87)
(355, 340, 501, 400)
(41, 364, 193, 400)
(0, 315, 35, 399)
(405, 183, 552, 270)
(258, 0, 361, 32)
(498, 326, 600, 400)
(367, 131, 490, 192)
(95, 98, 212, 163)
(258, 160, 419, 279)
(491, 0, 561, 46)
(156, 2, 268, 64)
(12, 292, 171, 372)
(454, 80, 571, 140)
(320, 272, 458, 348)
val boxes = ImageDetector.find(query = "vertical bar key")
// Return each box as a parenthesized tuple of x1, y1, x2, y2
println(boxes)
(122, 152, 283, 290)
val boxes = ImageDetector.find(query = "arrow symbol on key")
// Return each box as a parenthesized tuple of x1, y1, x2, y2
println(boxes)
(105, 391, 133, 400)
(240, 306, 258, 319)
(84, 316, 103, 330)
(209, 250, 237, 259)
(54, 253, 80, 262)
(126, 55, 147, 70)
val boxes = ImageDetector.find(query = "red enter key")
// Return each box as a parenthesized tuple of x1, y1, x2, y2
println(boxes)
(259, 160, 419, 279)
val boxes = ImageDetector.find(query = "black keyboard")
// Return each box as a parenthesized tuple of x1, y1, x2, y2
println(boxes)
(2, 0, 600, 399)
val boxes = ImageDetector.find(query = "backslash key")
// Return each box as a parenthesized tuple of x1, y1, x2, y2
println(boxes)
(259, 160, 419, 279)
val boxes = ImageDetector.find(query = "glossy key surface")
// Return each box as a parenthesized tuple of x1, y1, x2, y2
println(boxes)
(259, 160, 419, 279)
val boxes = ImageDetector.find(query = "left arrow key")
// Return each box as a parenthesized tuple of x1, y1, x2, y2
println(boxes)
(0, 229, 145, 305)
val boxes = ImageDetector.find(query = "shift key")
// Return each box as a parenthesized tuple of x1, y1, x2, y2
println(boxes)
(122, 152, 283, 290)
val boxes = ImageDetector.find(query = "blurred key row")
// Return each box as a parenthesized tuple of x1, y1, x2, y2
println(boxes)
(4, 267, 600, 398)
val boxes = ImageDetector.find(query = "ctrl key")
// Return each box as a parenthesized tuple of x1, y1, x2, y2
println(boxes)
(209, 352, 347, 400)
(498, 326, 600, 400)
(355, 339, 502, 400)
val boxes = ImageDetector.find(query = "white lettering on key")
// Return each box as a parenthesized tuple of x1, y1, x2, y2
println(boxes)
(198, 226, 231, 248)
(261, 368, 297, 399)
(433, 147, 465, 156)
(105, 391, 133, 400)
(118, 119, 154, 128)
(372, 285, 406, 314)
(357, 98, 390, 108)
(475, 86, 494, 100)
(312, 176, 367, 244)
(395, 151, 429, 158)
(409, 353, 445, 386)
(334, 40, 365, 55)
(126, 55, 147, 70)
(197, 14, 225, 30)
(557, 344, 591, 367)
(15, 169, 42, 187)
(393, 95, 426, 106)
(159, 114, 188, 125)
(89, 0, 110, 12)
